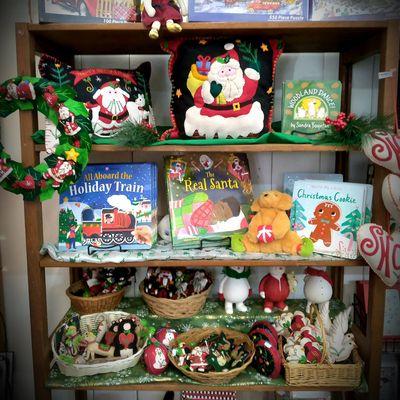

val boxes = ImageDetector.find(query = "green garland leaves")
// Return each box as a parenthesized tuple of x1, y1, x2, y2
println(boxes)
(0, 76, 92, 201)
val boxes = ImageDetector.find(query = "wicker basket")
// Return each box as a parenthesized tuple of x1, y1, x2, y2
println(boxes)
(280, 306, 363, 387)
(169, 327, 255, 384)
(66, 281, 125, 314)
(139, 281, 211, 319)
(52, 311, 146, 377)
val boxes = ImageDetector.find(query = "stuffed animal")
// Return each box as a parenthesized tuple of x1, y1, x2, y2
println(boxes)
(142, 0, 187, 40)
(243, 190, 313, 255)
(259, 266, 297, 313)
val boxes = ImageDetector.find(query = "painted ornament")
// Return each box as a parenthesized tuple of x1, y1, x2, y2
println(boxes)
(218, 266, 251, 314)
(155, 327, 178, 349)
(362, 131, 400, 174)
(143, 340, 169, 375)
(382, 174, 400, 223)
(358, 224, 400, 287)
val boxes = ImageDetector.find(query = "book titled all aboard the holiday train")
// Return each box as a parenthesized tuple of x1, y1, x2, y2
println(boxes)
(165, 153, 254, 249)
(291, 180, 372, 259)
(58, 163, 157, 251)
(281, 80, 342, 138)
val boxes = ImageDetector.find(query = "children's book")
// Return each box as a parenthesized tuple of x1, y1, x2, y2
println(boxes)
(291, 179, 372, 259)
(165, 153, 254, 249)
(283, 172, 343, 195)
(58, 163, 157, 251)
(281, 80, 342, 138)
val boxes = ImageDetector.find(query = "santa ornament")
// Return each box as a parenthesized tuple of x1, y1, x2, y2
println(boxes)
(155, 326, 178, 349)
(142, 0, 187, 40)
(184, 43, 264, 139)
(143, 339, 169, 375)
(58, 104, 81, 136)
(218, 267, 251, 314)
(259, 266, 297, 313)
(42, 157, 75, 188)
(303, 267, 333, 314)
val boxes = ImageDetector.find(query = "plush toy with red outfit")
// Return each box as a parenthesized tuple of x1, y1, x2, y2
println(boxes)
(142, 0, 187, 40)
(259, 266, 297, 313)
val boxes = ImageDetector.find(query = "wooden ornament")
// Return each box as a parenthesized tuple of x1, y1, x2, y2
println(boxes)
(358, 223, 400, 287)
(382, 174, 400, 222)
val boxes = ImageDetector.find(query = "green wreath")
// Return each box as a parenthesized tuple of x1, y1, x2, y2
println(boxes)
(0, 76, 92, 201)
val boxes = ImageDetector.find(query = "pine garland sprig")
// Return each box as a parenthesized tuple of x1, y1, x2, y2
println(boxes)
(113, 121, 158, 148)
(321, 113, 392, 147)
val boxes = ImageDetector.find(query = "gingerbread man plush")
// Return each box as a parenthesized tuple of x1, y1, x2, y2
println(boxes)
(309, 202, 341, 247)
(243, 190, 313, 255)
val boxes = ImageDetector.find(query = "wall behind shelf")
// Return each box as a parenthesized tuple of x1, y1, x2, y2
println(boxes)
(0, 2, 379, 400)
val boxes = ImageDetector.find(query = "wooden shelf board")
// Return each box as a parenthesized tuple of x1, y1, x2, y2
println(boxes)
(26, 21, 389, 54)
(35, 143, 353, 153)
(39, 254, 364, 268)
(48, 382, 359, 392)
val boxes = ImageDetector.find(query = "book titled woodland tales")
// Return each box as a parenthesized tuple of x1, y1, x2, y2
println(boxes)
(282, 80, 342, 137)
(58, 163, 157, 251)
(291, 180, 372, 259)
(166, 153, 254, 249)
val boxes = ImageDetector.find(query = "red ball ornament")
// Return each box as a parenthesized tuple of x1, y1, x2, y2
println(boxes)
(155, 327, 178, 349)
(143, 340, 169, 375)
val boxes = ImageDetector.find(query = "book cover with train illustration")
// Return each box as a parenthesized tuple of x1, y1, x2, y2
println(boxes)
(165, 153, 254, 249)
(290, 179, 372, 259)
(281, 80, 342, 137)
(58, 163, 157, 251)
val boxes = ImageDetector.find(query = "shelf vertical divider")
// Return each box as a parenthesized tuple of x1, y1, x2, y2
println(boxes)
(15, 23, 51, 400)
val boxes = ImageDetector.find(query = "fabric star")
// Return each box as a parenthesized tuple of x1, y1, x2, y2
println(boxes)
(176, 89, 182, 98)
(65, 148, 79, 162)
(261, 43, 269, 52)
(267, 87, 273, 94)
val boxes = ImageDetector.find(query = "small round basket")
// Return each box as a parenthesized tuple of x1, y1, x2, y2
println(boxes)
(139, 281, 211, 319)
(66, 281, 125, 314)
(52, 311, 147, 377)
(169, 327, 255, 384)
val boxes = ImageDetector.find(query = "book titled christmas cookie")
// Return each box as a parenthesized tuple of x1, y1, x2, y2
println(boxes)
(282, 80, 342, 137)
(166, 153, 254, 249)
(291, 180, 372, 259)
(58, 163, 157, 251)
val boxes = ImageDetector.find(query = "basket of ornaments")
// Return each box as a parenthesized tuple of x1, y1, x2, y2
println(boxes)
(139, 267, 212, 319)
(168, 327, 254, 384)
(51, 311, 147, 376)
(275, 306, 362, 387)
(67, 268, 135, 314)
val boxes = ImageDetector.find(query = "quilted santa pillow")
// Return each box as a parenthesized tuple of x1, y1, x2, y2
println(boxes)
(162, 37, 283, 140)
(38, 54, 156, 148)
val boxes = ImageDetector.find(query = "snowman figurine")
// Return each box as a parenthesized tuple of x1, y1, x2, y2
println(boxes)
(303, 267, 333, 313)
(218, 266, 251, 314)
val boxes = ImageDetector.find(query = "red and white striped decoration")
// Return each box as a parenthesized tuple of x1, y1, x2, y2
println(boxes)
(181, 391, 237, 400)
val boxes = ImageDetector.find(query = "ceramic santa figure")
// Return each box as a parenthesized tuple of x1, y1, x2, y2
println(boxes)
(184, 43, 264, 139)
(58, 104, 81, 136)
(303, 267, 333, 313)
(259, 266, 296, 313)
(218, 266, 251, 314)
(142, 0, 187, 40)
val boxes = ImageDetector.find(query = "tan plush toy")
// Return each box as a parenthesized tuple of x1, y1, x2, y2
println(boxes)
(243, 190, 313, 256)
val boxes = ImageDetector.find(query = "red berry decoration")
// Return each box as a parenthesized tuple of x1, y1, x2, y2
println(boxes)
(143, 339, 169, 375)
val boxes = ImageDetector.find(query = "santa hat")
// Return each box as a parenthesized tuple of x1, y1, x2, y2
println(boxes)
(99, 78, 121, 90)
(212, 43, 240, 65)
(304, 267, 333, 286)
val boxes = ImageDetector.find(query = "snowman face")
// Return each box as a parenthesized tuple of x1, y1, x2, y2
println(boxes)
(231, 266, 244, 273)
(270, 266, 285, 276)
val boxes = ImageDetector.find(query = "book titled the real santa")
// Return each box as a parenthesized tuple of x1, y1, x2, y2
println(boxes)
(291, 180, 372, 259)
(165, 153, 254, 249)
(58, 163, 157, 251)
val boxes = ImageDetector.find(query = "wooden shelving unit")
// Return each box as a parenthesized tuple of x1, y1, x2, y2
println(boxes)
(15, 20, 399, 400)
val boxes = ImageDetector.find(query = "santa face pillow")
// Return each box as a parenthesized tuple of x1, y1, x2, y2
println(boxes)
(162, 37, 283, 140)
(39, 54, 156, 147)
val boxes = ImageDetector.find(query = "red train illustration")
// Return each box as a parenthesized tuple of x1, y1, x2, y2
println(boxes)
(82, 207, 136, 247)
(247, 1, 281, 12)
